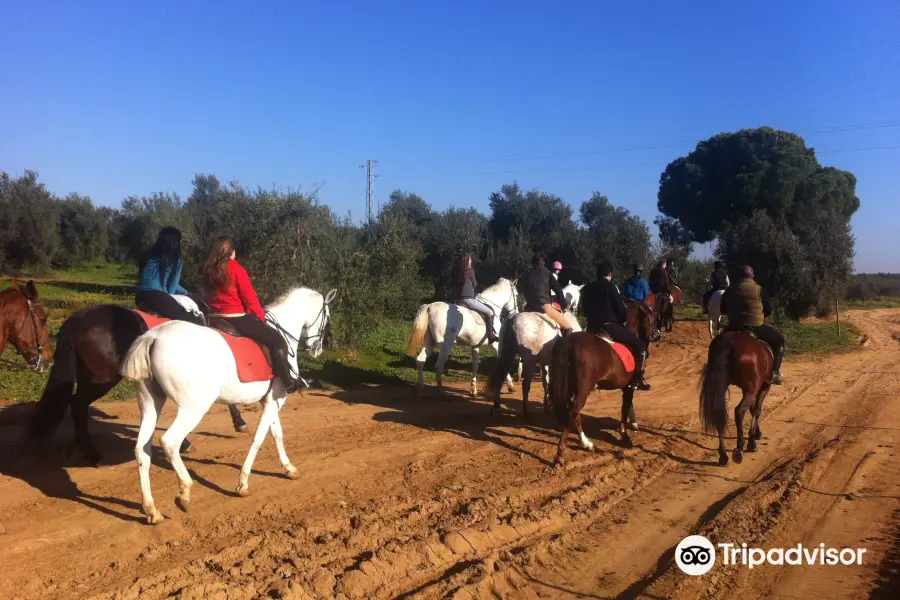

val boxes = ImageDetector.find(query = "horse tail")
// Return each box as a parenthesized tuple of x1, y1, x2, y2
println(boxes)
(484, 317, 517, 397)
(120, 331, 157, 382)
(26, 315, 79, 441)
(699, 333, 733, 434)
(549, 333, 578, 428)
(405, 304, 430, 357)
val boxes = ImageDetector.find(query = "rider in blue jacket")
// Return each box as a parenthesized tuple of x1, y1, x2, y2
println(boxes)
(623, 264, 650, 303)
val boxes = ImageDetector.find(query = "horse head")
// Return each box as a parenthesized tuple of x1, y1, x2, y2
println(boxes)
(3, 280, 54, 373)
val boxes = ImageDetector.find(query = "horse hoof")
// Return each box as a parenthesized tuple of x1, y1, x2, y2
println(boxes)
(175, 495, 190, 513)
(753, 429, 763, 440)
(146, 509, 164, 525)
(236, 484, 250, 497)
(718, 454, 729, 467)
(746, 444, 757, 453)
(86, 452, 102, 467)
(180, 441, 194, 454)
(621, 434, 633, 449)
(733, 450, 743, 464)
(554, 456, 566, 468)
(628, 422, 640, 432)
(235, 424, 250, 434)
(284, 465, 300, 480)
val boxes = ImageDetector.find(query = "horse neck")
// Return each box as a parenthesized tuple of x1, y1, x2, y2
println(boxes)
(0, 291, 24, 327)
(267, 291, 320, 348)
(480, 282, 510, 307)
(625, 305, 644, 338)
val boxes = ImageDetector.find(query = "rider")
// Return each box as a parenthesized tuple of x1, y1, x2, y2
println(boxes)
(202, 236, 301, 393)
(623, 263, 650, 304)
(135, 227, 205, 326)
(582, 261, 651, 391)
(702, 260, 730, 314)
(648, 259, 670, 317)
(720, 266, 786, 385)
(550, 260, 565, 307)
(522, 254, 572, 336)
(450, 253, 499, 343)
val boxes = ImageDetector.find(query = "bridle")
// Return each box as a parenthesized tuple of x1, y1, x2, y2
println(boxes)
(11, 297, 48, 371)
(476, 281, 519, 319)
(265, 296, 330, 386)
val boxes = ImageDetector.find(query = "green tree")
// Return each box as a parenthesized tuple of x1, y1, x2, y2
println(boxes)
(579, 193, 651, 277)
(0, 171, 60, 273)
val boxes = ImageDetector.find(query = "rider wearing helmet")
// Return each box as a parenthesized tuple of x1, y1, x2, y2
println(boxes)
(648, 259, 670, 318)
(623, 263, 650, 303)
(702, 260, 730, 314)
(550, 260, 565, 308)
(522, 254, 572, 335)
(720, 266, 786, 385)
(582, 260, 651, 391)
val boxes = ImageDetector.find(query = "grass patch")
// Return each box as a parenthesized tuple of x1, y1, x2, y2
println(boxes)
(841, 297, 900, 311)
(781, 320, 860, 357)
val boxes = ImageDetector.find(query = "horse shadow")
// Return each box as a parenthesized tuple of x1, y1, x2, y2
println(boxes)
(0, 401, 278, 523)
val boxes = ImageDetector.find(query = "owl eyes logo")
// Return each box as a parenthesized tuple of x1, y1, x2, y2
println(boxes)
(675, 535, 716, 575)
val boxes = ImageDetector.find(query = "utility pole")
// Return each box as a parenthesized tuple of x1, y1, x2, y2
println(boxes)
(360, 159, 377, 222)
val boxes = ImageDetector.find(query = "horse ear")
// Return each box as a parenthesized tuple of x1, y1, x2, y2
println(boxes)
(511, 279, 518, 288)
(324, 288, 338, 304)
(10, 279, 20, 290)
(23, 280, 39, 299)
(577, 284, 584, 290)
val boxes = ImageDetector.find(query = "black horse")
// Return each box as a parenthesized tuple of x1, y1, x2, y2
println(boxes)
(25, 305, 248, 465)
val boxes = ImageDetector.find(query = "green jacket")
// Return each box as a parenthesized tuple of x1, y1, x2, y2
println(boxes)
(722, 279, 771, 328)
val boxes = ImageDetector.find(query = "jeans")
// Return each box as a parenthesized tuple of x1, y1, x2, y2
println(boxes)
(135, 290, 205, 326)
(461, 298, 498, 336)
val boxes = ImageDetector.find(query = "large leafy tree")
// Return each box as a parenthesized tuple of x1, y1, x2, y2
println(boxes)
(657, 127, 859, 243)
(579, 193, 651, 278)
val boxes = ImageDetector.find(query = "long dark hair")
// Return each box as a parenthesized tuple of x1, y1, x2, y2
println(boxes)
(455, 253, 472, 284)
(203, 236, 235, 288)
(146, 227, 182, 286)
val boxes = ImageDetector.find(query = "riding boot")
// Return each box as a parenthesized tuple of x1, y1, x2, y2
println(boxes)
(272, 348, 299, 394)
(772, 346, 785, 385)
(629, 352, 651, 391)
(486, 316, 499, 343)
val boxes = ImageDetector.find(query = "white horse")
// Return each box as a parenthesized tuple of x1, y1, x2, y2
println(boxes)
(485, 287, 583, 419)
(120, 287, 337, 525)
(405, 278, 519, 397)
(561, 282, 584, 315)
(707, 289, 726, 339)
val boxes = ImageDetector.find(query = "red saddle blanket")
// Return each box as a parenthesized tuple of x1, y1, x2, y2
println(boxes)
(610, 342, 636, 373)
(133, 310, 273, 383)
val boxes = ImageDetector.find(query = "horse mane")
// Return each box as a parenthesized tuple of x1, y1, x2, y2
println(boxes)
(483, 278, 511, 294)
(267, 286, 321, 310)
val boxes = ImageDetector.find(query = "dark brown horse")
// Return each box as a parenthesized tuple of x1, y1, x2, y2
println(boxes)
(25, 304, 248, 465)
(547, 302, 656, 465)
(699, 330, 773, 466)
(0, 280, 55, 372)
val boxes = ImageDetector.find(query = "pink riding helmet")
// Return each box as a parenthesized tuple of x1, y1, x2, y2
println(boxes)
(552, 261, 563, 270)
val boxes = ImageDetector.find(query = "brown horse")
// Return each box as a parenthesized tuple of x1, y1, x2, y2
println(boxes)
(547, 302, 656, 465)
(25, 304, 248, 465)
(699, 330, 773, 466)
(0, 280, 55, 372)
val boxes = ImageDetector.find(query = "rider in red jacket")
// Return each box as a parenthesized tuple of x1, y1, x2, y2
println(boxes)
(203, 236, 299, 393)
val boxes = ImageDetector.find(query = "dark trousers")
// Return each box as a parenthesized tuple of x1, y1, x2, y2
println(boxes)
(749, 324, 785, 353)
(135, 290, 204, 326)
(223, 315, 295, 384)
(599, 322, 647, 358)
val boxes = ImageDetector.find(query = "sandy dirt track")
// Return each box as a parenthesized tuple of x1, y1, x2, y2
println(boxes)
(1, 310, 899, 599)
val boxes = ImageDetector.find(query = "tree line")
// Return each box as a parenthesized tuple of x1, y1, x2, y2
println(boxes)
(1, 126, 859, 343)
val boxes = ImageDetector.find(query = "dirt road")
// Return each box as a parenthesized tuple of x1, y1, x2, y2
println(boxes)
(1, 310, 898, 600)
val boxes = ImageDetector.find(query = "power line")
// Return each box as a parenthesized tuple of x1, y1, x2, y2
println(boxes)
(425, 144, 900, 178)
(377, 120, 900, 170)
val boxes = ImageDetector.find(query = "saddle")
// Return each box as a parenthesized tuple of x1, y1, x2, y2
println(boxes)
(589, 328, 636, 373)
(133, 309, 274, 383)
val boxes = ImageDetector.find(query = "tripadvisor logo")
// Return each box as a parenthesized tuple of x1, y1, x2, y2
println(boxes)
(675, 535, 867, 576)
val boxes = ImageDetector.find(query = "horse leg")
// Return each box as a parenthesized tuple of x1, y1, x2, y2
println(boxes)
(732, 390, 754, 464)
(70, 379, 116, 466)
(619, 388, 636, 446)
(237, 396, 279, 496)
(228, 404, 249, 433)
(748, 383, 771, 450)
(520, 358, 535, 419)
(267, 406, 299, 479)
(575, 412, 595, 453)
(135, 380, 166, 524)
(160, 404, 208, 512)
(434, 339, 452, 397)
(470, 347, 480, 397)
(414, 331, 433, 397)
(542, 364, 551, 414)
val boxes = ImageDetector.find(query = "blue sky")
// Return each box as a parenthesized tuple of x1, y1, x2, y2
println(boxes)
(2, 1, 898, 271)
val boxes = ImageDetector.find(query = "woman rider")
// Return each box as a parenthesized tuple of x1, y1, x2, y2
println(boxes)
(202, 236, 300, 393)
(135, 227, 205, 326)
(451, 253, 499, 343)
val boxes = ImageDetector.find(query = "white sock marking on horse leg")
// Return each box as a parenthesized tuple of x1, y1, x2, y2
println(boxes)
(580, 431, 595, 451)
(268, 409, 297, 478)
(238, 397, 278, 495)
(471, 349, 480, 396)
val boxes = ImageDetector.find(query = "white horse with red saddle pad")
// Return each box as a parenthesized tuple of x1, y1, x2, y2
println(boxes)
(120, 286, 336, 525)
(405, 278, 519, 397)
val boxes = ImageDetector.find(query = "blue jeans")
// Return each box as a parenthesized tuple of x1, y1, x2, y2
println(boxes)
(461, 298, 497, 335)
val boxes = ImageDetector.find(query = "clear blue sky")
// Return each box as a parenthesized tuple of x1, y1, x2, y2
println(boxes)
(2, 1, 898, 271)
